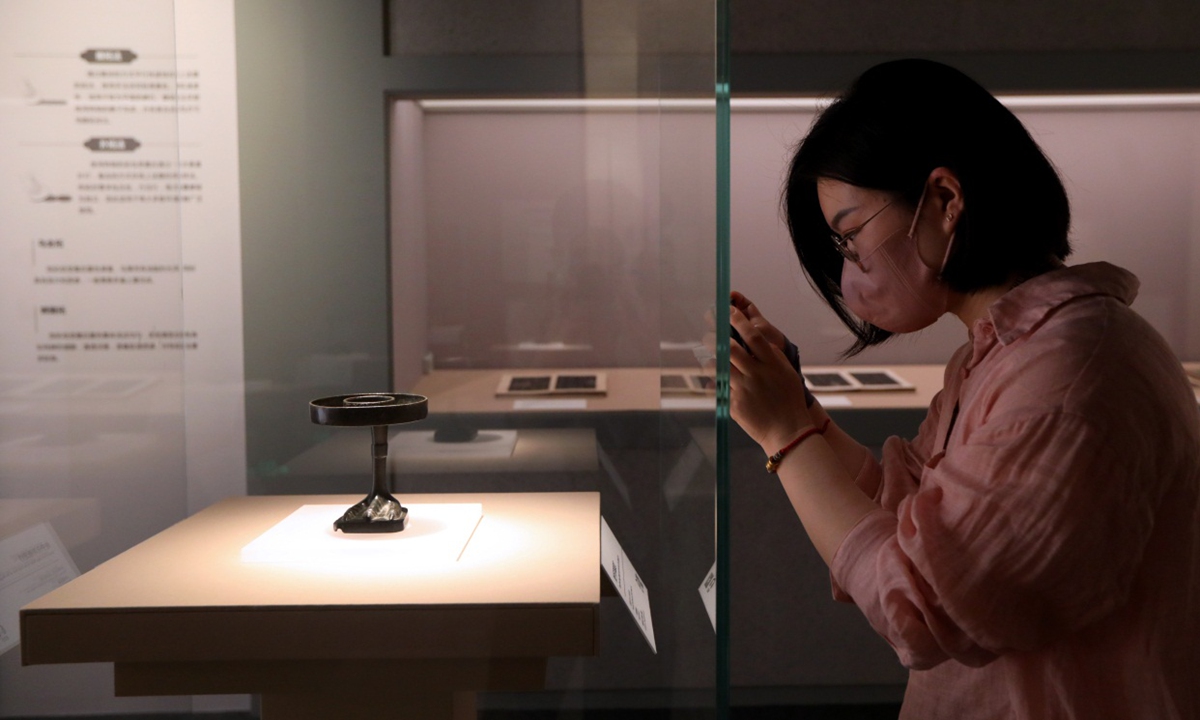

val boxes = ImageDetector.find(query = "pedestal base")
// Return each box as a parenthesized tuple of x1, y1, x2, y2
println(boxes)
(115, 658, 547, 720)
(261, 688, 476, 720)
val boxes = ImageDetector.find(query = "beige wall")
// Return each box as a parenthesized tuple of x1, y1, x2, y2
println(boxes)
(394, 97, 1200, 374)
(392, 100, 715, 373)
(732, 99, 1200, 365)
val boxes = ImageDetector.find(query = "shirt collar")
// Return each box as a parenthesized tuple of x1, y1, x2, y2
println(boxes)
(984, 262, 1140, 347)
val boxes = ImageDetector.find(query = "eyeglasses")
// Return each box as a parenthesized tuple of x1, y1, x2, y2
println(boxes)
(829, 199, 896, 264)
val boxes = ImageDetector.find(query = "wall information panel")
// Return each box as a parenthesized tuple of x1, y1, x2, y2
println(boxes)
(0, 0, 244, 515)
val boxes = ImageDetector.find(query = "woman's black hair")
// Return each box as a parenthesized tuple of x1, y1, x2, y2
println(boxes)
(784, 58, 1071, 355)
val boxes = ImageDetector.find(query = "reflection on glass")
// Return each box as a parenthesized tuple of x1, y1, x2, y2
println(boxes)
(380, 2, 723, 716)
(0, 0, 196, 714)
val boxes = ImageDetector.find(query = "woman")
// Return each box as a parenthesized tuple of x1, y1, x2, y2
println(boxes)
(730, 59, 1200, 719)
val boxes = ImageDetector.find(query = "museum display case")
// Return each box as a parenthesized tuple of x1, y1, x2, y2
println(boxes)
(7, 1, 1200, 718)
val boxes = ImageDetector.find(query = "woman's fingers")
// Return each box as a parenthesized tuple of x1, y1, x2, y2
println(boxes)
(728, 332, 755, 373)
(732, 291, 791, 349)
(731, 291, 764, 321)
(730, 305, 776, 362)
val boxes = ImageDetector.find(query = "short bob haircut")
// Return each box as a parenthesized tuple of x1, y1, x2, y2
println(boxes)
(785, 59, 1071, 355)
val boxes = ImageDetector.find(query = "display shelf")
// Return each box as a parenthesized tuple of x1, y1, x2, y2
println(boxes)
(409, 365, 944, 414)
(409, 363, 1199, 414)
(410, 368, 668, 413)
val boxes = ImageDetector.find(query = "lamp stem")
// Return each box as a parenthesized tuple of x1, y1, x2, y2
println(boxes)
(371, 425, 389, 495)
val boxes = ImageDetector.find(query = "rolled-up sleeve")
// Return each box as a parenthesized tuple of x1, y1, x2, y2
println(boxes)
(830, 391, 941, 602)
(830, 408, 1161, 671)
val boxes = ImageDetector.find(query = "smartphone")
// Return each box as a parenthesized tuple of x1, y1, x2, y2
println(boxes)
(729, 324, 750, 353)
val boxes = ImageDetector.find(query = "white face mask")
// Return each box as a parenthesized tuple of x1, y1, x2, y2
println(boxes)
(840, 185, 955, 333)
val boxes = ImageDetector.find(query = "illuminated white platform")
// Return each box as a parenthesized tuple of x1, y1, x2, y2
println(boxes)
(240, 503, 483, 568)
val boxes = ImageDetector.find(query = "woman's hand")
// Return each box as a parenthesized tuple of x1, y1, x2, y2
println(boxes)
(730, 304, 816, 455)
(731, 291, 815, 408)
(731, 291, 789, 350)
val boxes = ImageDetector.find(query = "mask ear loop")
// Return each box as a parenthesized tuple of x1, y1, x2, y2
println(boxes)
(907, 182, 957, 277)
(906, 184, 927, 240)
(937, 228, 957, 279)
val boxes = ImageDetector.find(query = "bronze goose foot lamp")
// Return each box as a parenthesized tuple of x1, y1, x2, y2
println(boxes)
(309, 393, 429, 533)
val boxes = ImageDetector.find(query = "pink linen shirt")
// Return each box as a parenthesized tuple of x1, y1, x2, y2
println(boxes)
(830, 262, 1200, 719)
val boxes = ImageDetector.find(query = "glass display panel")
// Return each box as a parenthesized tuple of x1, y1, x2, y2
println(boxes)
(375, 2, 725, 717)
(380, 101, 725, 716)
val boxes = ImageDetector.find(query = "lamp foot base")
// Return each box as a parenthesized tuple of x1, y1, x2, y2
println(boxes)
(333, 494, 408, 533)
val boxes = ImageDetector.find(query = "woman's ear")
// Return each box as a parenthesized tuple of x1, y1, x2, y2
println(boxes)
(926, 167, 964, 232)
(915, 167, 964, 271)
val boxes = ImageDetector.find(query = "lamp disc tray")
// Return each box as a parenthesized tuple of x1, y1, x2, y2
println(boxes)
(310, 393, 428, 427)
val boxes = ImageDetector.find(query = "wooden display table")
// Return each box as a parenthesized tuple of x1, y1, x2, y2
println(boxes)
(21, 492, 601, 720)
(410, 367, 669, 413)
(410, 364, 1196, 413)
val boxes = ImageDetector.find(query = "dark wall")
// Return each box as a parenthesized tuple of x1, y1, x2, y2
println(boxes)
(387, 0, 1200, 93)
(733, 0, 1200, 93)
(734, 0, 1200, 53)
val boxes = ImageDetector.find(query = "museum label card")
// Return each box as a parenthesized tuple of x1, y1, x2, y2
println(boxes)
(1, 522, 79, 655)
(512, 399, 588, 410)
(816, 395, 852, 407)
(660, 397, 716, 410)
(600, 516, 656, 653)
(699, 562, 717, 632)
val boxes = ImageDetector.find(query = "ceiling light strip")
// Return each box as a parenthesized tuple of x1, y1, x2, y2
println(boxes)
(416, 94, 1200, 114)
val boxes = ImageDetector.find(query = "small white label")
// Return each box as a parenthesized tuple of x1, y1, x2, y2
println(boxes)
(660, 397, 716, 410)
(0, 522, 80, 655)
(699, 562, 717, 632)
(600, 516, 656, 653)
(512, 399, 588, 411)
(816, 395, 853, 407)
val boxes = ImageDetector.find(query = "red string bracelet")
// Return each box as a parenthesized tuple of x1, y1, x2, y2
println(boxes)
(765, 417, 831, 473)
